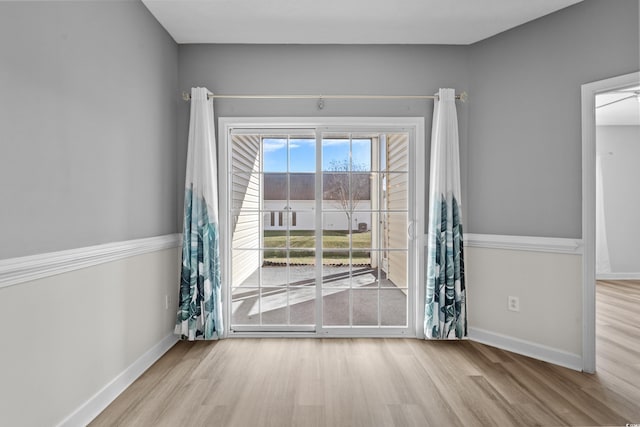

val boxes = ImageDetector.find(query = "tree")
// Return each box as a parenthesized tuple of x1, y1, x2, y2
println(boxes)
(323, 159, 370, 230)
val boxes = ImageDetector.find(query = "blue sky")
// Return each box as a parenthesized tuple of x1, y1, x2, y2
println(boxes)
(263, 138, 372, 172)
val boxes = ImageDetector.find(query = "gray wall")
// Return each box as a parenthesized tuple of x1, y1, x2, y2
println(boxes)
(468, 0, 639, 238)
(597, 125, 640, 273)
(177, 44, 471, 223)
(0, 1, 179, 259)
(2, 0, 636, 259)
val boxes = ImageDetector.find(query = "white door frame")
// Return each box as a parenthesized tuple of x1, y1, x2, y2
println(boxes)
(581, 71, 639, 373)
(218, 117, 425, 338)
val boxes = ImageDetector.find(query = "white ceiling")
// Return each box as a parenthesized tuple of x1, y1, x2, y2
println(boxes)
(142, 0, 584, 45)
(596, 87, 640, 126)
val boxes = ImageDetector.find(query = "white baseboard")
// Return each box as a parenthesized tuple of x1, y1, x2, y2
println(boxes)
(0, 234, 181, 289)
(596, 272, 640, 280)
(468, 327, 582, 371)
(56, 333, 180, 427)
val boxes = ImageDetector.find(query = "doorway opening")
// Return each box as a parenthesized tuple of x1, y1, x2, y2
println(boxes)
(219, 118, 425, 337)
(593, 82, 640, 376)
(581, 71, 640, 372)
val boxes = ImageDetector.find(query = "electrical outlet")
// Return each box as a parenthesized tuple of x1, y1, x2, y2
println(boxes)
(508, 296, 520, 312)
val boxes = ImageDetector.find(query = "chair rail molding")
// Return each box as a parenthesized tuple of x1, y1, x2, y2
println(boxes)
(462, 233, 582, 254)
(0, 234, 181, 289)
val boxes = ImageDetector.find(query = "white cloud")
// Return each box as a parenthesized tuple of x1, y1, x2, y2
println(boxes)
(321, 139, 349, 147)
(262, 140, 286, 152)
(263, 138, 315, 152)
(322, 138, 370, 146)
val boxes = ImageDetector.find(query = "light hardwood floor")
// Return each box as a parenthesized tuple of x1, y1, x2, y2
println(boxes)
(91, 281, 640, 426)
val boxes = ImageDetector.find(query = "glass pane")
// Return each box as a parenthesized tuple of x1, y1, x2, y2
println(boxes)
(351, 138, 372, 171)
(231, 250, 260, 287)
(352, 245, 372, 266)
(232, 173, 261, 211)
(382, 212, 408, 250)
(289, 251, 316, 285)
(385, 134, 409, 172)
(322, 173, 372, 213)
(373, 251, 396, 288)
(263, 138, 287, 172)
(321, 251, 351, 289)
(370, 250, 384, 286)
(322, 171, 350, 212)
(263, 228, 286, 249)
(232, 135, 261, 172)
(289, 138, 316, 173)
(260, 287, 287, 324)
(263, 173, 287, 204)
(381, 289, 407, 326)
(261, 250, 287, 286)
(322, 219, 351, 248)
(383, 250, 407, 289)
(289, 287, 316, 325)
(288, 173, 315, 210)
(381, 172, 408, 211)
(231, 287, 260, 325)
(351, 264, 376, 289)
(264, 232, 316, 251)
(288, 229, 316, 250)
(231, 212, 260, 248)
(362, 172, 381, 211)
(322, 138, 350, 171)
(351, 172, 372, 212)
(362, 212, 380, 250)
(292, 208, 314, 226)
(351, 214, 373, 249)
(353, 290, 378, 326)
(323, 289, 349, 326)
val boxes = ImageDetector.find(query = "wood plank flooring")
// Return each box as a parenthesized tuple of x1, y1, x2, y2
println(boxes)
(91, 281, 640, 426)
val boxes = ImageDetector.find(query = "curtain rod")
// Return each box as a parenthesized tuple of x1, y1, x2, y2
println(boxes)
(181, 91, 468, 102)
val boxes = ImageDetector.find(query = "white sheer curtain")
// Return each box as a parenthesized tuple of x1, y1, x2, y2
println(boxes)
(595, 154, 611, 275)
(175, 87, 224, 340)
(424, 88, 467, 339)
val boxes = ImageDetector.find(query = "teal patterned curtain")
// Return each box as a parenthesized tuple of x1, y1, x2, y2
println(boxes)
(175, 87, 223, 340)
(424, 88, 467, 339)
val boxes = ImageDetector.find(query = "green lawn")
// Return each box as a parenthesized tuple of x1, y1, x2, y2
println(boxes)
(263, 230, 372, 265)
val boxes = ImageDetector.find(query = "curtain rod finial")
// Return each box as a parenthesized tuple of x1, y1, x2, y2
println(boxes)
(459, 91, 468, 103)
(182, 91, 191, 101)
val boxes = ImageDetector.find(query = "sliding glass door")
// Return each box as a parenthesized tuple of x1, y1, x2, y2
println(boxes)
(320, 133, 409, 329)
(230, 132, 317, 331)
(225, 120, 420, 336)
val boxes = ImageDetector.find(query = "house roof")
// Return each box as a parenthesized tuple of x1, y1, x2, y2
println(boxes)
(264, 173, 371, 201)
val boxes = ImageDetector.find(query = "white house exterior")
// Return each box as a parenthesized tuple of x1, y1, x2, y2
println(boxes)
(262, 200, 372, 231)
(263, 173, 372, 231)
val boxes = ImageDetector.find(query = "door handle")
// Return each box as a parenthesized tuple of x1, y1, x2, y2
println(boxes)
(407, 220, 414, 240)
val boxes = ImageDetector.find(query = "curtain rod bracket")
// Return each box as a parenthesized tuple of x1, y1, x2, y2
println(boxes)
(181, 91, 214, 101)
